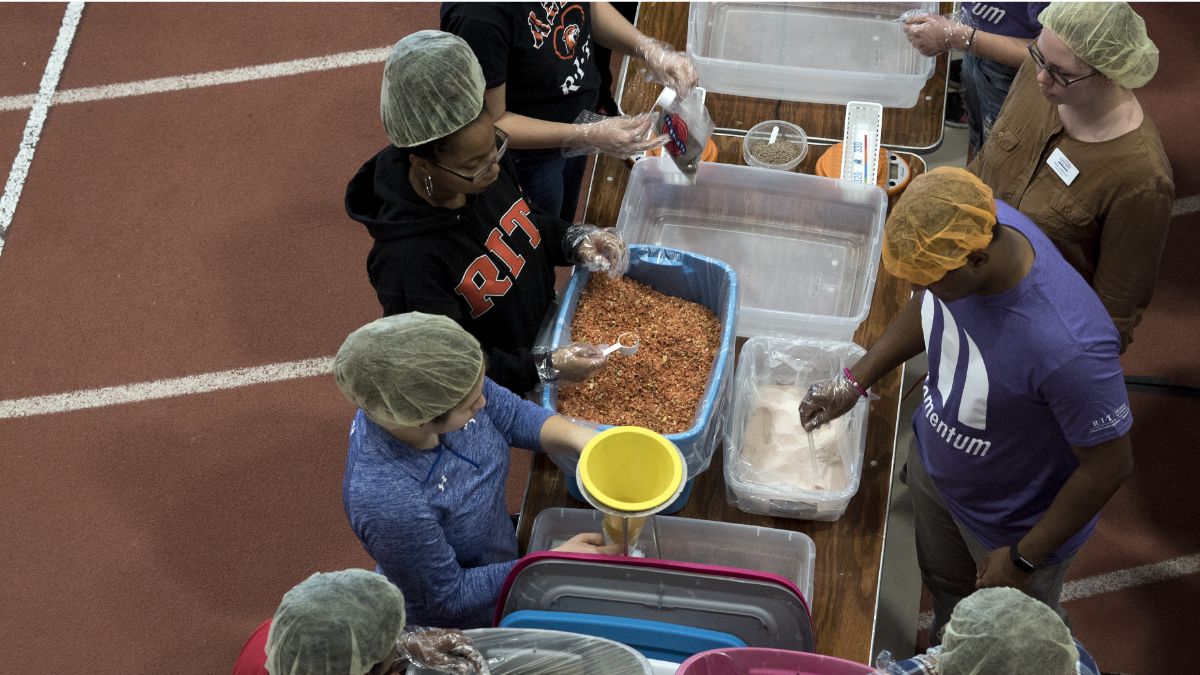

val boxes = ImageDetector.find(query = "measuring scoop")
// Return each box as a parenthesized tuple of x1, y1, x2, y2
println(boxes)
(600, 332, 640, 357)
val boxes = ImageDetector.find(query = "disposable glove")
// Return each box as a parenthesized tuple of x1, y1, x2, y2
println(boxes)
(900, 9, 973, 56)
(564, 111, 667, 158)
(798, 371, 863, 431)
(564, 224, 630, 279)
(636, 34, 699, 96)
(535, 342, 608, 384)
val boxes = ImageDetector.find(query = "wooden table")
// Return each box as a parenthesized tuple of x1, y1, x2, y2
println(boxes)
(614, 2, 952, 152)
(517, 135, 924, 662)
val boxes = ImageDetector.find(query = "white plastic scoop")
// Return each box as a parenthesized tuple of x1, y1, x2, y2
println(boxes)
(600, 332, 640, 357)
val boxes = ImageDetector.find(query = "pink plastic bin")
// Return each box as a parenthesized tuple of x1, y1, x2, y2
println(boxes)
(677, 647, 875, 675)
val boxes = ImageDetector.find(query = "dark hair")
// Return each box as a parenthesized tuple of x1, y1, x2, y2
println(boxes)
(403, 107, 488, 162)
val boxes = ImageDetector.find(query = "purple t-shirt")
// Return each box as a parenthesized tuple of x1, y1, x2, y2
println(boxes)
(913, 201, 1131, 563)
(962, 2, 1047, 39)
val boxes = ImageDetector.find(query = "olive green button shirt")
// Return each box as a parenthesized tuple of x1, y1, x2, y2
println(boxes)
(969, 59, 1174, 351)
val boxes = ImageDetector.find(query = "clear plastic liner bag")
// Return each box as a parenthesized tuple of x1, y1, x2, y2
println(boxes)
(724, 336, 868, 521)
(405, 628, 653, 675)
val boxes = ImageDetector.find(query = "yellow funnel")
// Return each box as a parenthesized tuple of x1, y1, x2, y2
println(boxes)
(577, 426, 685, 514)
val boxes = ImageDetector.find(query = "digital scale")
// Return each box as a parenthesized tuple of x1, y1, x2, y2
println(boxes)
(815, 100, 911, 196)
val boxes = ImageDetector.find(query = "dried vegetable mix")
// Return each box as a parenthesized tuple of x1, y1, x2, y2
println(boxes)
(750, 139, 804, 165)
(558, 275, 720, 433)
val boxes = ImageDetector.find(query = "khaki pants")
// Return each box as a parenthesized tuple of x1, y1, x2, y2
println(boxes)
(906, 440, 1074, 643)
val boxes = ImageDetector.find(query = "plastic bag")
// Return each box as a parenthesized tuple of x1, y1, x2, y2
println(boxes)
(652, 86, 714, 184)
(396, 627, 491, 675)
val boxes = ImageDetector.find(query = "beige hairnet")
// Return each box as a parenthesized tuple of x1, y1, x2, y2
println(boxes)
(381, 30, 486, 147)
(265, 569, 405, 675)
(333, 313, 485, 427)
(939, 587, 1078, 675)
(1039, 2, 1159, 89)
(882, 166, 996, 286)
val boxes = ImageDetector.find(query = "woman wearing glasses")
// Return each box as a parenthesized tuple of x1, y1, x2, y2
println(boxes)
(968, 2, 1173, 352)
(346, 31, 629, 394)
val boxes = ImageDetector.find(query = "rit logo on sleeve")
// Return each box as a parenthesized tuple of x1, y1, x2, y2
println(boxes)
(455, 198, 541, 318)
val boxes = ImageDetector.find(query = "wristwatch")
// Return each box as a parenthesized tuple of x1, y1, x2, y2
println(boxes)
(1009, 542, 1037, 574)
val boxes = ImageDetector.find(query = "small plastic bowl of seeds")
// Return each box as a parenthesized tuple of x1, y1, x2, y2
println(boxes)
(743, 120, 808, 172)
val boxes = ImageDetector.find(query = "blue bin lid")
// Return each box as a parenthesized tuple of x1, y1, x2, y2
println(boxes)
(500, 609, 746, 663)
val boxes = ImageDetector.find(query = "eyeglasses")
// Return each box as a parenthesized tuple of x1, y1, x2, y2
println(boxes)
(430, 128, 509, 184)
(1027, 41, 1099, 88)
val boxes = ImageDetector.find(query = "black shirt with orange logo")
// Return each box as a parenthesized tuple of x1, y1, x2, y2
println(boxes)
(442, 2, 601, 124)
(345, 147, 574, 394)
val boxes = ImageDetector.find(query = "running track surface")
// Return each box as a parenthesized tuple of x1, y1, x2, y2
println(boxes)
(0, 4, 1196, 673)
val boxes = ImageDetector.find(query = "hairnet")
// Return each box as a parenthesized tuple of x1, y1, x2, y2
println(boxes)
(265, 569, 405, 675)
(939, 587, 1078, 675)
(882, 166, 996, 286)
(333, 312, 485, 427)
(1039, 2, 1159, 89)
(380, 30, 486, 147)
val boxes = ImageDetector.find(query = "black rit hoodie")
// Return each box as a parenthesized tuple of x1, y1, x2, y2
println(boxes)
(345, 146, 574, 394)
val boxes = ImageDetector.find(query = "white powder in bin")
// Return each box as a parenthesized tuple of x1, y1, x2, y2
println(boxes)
(740, 384, 848, 491)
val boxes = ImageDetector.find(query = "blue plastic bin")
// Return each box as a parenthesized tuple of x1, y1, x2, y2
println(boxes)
(500, 609, 746, 663)
(539, 245, 739, 509)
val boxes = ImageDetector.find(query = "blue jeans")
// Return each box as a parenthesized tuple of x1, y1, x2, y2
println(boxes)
(961, 53, 1019, 153)
(510, 149, 588, 222)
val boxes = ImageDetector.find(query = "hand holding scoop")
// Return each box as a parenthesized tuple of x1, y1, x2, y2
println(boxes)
(600, 332, 640, 357)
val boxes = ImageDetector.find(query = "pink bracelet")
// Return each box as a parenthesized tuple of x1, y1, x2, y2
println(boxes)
(843, 367, 869, 398)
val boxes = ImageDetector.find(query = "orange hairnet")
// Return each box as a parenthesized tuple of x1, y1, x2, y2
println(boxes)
(882, 167, 997, 286)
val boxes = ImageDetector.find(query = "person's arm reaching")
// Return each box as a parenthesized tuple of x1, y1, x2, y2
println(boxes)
(539, 415, 599, 455)
(902, 13, 1030, 69)
(590, 2, 698, 95)
(366, 500, 516, 626)
(976, 433, 1132, 588)
(800, 290, 927, 430)
(485, 84, 663, 157)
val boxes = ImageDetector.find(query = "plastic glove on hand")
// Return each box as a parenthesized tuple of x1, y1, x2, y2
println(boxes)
(798, 372, 861, 432)
(566, 111, 667, 158)
(397, 628, 491, 675)
(636, 35, 699, 97)
(552, 342, 608, 384)
(565, 224, 630, 278)
(901, 10, 971, 56)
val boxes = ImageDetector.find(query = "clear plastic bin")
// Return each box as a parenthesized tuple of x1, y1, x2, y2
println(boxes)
(528, 507, 816, 603)
(687, 2, 937, 108)
(743, 120, 808, 171)
(725, 336, 868, 521)
(616, 158, 886, 340)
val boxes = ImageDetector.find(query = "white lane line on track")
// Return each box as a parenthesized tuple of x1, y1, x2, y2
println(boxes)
(915, 551, 1200, 631)
(0, 2, 84, 257)
(0, 356, 332, 419)
(1172, 194, 1200, 216)
(0, 46, 391, 113)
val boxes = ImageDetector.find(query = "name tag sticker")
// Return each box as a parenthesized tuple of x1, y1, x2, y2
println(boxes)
(1047, 147, 1079, 186)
